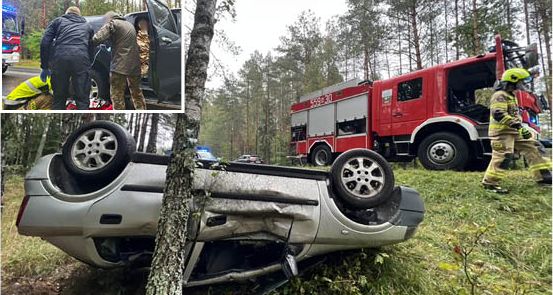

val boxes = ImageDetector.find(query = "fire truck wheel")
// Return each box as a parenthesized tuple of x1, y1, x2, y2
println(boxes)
(417, 132, 469, 171)
(330, 149, 394, 209)
(62, 120, 136, 180)
(311, 145, 333, 166)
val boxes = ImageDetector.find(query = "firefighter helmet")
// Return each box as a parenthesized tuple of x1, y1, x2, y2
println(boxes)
(501, 68, 532, 84)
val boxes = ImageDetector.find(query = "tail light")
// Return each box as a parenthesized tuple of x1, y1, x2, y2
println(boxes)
(16, 195, 30, 227)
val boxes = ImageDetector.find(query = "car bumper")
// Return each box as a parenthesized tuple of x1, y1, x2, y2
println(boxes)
(2, 52, 19, 64)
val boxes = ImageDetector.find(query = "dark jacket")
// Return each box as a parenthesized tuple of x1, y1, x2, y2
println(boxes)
(92, 15, 141, 76)
(40, 13, 94, 70)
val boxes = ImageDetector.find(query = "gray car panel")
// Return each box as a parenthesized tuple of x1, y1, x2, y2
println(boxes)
(18, 153, 424, 287)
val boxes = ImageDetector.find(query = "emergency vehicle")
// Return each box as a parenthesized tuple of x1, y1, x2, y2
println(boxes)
(2, 2, 23, 73)
(290, 35, 549, 170)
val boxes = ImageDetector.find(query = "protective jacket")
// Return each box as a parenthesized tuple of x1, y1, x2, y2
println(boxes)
(488, 90, 521, 136)
(93, 15, 141, 76)
(5, 76, 52, 102)
(40, 13, 94, 69)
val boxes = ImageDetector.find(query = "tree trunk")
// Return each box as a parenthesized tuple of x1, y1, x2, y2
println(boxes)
(138, 114, 150, 152)
(523, 0, 531, 45)
(145, 0, 217, 294)
(34, 116, 51, 164)
(471, 0, 481, 55)
(133, 114, 142, 142)
(455, 0, 460, 59)
(146, 114, 160, 153)
(410, 4, 422, 70)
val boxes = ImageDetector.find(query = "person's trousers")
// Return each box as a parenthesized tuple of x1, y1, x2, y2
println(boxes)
(51, 55, 91, 110)
(110, 72, 146, 110)
(482, 133, 552, 185)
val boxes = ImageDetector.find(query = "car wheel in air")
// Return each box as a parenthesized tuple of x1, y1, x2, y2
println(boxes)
(417, 132, 469, 171)
(62, 121, 136, 180)
(310, 144, 332, 166)
(90, 69, 110, 101)
(330, 149, 395, 209)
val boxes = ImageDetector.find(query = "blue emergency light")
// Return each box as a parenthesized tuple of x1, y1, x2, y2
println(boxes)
(195, 146, 211, 153)
(2, 45, 8, 51)
(2, 5, 17, 13)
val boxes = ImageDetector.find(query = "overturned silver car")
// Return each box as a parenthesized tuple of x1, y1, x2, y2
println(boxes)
(17, 121, 424, 288)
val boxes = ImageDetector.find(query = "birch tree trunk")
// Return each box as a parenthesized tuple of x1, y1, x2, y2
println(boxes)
(138, 114, 150, 152)
(145, 0, 217, 294)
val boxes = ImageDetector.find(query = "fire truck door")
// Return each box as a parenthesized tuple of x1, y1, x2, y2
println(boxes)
(391, 76, 427, 134)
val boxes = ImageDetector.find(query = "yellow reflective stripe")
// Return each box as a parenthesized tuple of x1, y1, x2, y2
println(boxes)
(490, 102, 509, 109)
(529, 162, 552, 171)
(485, 170, 507, 178)
(499, 116, 513, 125)
(489, 124, 512, 130)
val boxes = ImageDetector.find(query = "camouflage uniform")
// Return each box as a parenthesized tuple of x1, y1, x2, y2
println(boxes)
(137, 29, 150, 77)
(482, 90, 551, 185)
(110, 72, 146, 110)
(93, 13, 146, 110)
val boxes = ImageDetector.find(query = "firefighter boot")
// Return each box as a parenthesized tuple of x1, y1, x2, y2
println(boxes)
(537, 170, 552, 186)
(482, 184, 509, 194)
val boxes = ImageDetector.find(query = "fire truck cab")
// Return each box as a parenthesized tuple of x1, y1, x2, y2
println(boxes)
(2, 2, 23, 73)
(290, 35, 548, 170)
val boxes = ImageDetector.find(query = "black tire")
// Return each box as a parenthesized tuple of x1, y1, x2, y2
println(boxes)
(417, 132, 469, 170)
(310, 144, 333, 166)
(62, 121, 136, 180)
(330, 149, 395, 209)
(90, 69, 110, 101)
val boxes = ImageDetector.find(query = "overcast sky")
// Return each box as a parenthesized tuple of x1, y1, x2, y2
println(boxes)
(185, 0, 348, 89)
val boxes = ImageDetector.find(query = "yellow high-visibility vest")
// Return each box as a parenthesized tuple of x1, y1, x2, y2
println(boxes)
(4, 76, 52, 104)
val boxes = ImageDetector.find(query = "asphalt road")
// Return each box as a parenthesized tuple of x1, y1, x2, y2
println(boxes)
(2, 66, 181, 110)
(2, 67, 40, 97)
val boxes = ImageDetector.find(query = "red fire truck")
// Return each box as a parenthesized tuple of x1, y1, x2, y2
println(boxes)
(2, 2, 23, 73)
(290, 35, 549, 170)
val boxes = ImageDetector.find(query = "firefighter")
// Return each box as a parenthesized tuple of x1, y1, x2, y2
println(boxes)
(136, 17, 150, 78)
(92, 11, 146, 110)
(3, 76, 53, 110)
(40, 6, 94, 110)
(482, 68, 552, 194)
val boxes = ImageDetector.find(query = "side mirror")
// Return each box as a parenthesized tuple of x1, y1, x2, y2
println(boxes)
(524, 43, 539, 69)
(281, 253, 298, 279)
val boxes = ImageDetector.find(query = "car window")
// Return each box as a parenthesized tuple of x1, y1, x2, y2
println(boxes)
(150, 0, 177, 35)
(398, 78, 423, 102)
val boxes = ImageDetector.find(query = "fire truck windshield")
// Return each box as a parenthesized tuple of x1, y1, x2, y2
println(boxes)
(2, 13, 18, 33)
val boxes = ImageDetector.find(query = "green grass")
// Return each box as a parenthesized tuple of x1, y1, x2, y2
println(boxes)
(1, 169, 551, 294)
(1, 175, 73, 280)
(13, 59, 41, 69)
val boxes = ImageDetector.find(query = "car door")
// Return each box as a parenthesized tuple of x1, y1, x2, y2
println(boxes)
(146, 0, 181, 102)
(391, 74, 428, 135)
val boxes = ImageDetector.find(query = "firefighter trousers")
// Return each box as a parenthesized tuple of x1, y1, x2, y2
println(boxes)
(110, 72, 146, 110)
(482, 133, 552, 185)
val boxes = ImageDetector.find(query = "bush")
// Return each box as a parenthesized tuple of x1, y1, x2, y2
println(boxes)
(21, 30, 44, 61)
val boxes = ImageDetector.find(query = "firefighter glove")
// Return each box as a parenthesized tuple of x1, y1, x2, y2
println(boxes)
(510, 122, 522, 130)
(40, 69, 51, 83)
(519, 127, 532, 139)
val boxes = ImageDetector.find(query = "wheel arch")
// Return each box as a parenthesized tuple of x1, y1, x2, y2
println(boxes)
(308, 140, 334, 155)
(411, 117, 478, 151)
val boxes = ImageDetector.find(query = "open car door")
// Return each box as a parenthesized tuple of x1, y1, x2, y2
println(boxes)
(146, 0, 181, 102)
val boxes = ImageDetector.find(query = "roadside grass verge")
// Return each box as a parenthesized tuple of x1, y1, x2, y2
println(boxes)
(12, 59, 41, 69)
(1, 168, 551, 294)
(1, 175, 73, 280)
